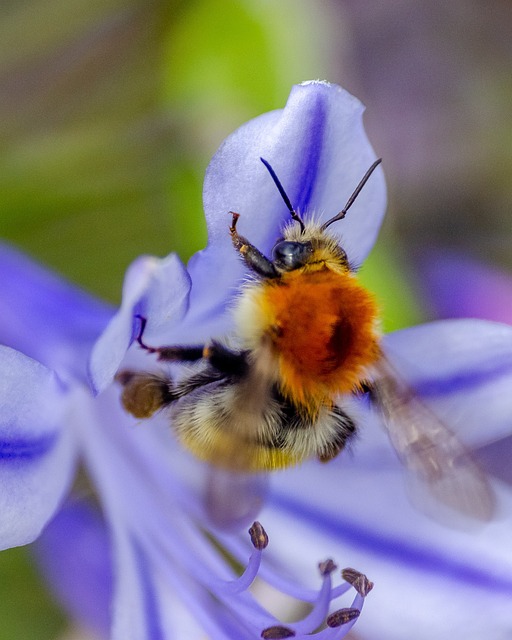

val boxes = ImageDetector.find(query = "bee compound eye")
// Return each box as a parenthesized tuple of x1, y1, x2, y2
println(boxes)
(272, 241, 311, 270)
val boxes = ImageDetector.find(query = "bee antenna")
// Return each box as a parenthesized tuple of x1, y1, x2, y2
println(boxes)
(260, 157, 305, 233)
(320, 158, 382, 231)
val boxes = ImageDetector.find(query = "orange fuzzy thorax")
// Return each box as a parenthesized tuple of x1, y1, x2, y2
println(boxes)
(257, 269, 381, 412)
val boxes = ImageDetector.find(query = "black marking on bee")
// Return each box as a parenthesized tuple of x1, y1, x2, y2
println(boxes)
(204, 341, 250, 377)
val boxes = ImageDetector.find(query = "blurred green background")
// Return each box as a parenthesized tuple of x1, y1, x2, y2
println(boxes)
(1, 1, 511, 637)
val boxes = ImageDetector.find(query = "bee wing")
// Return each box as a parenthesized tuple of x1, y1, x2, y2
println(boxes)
(370, 356, 495, 522)
(203, 466, 269, 531)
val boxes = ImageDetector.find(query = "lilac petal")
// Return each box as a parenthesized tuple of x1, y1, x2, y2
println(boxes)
(77, 413, 166, 639)
(264, 460, 512, 640)
(0, 243, 112, 383)
(382, 318, 512, 447)
(420, 251, 512, 323)
(89, 253, 191, 394)
(76, 391, 189, 639)
(35, 500, 112, 638)
(79, 391, 300, 639)
(475, 434, 512, 484)
(0, 347, 76, 548)
(187, 81, 386, 324)
(110, 533, 165, 640)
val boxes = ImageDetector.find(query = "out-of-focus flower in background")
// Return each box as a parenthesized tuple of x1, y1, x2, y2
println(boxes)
(419, 251, 512, 491)
(421, 251, 512, 325)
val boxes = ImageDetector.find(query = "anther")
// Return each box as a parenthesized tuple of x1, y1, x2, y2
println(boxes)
(249, 521, 269, 550)
(261, 626, 296, 639)
(326, 607, 360, 628)
(341, 567, 374, 597)
(318, 559, 337, 576)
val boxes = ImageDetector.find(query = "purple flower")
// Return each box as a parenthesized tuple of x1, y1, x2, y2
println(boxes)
(419, 251, 512, 489)
(2, 82, 512, 640)
(420, 251, 512, 325)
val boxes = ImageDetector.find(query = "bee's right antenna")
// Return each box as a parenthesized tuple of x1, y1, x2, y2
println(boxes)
(320, 158, 382, 231)
(260, 157, 305, 233)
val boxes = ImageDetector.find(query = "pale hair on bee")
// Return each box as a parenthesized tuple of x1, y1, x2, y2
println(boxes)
(117, 157, 494, 522)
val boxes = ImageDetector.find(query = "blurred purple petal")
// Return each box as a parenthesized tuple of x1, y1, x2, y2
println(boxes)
(476, 435, 512, 484)
(421, 251, 512, 323)
(0, 347, 76, 548)
(264, 458, 512, 640)
(109, 534, 165, 640)
(382, 319, 512, 447)
(187, 81, 386, 325)
(35, 500, 112, 638)
(0, 243, 113, 383)
(89, 253, 191, 394)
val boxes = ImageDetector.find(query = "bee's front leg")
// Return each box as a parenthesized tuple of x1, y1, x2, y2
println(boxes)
(203, 341, 249, 376)
(135, 315, 249, 375)
(134, 315, 204, 362)
(229, 212, 279, 279)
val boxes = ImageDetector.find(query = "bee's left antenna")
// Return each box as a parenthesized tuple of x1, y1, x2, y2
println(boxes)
(260, 157, 305, 233)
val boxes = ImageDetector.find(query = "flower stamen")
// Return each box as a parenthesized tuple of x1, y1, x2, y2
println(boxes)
(319, 559, 338, 576)
(291, 559, 337, 634)
(261, 626, 296, 639)
(250, 521, 270, 550)
(326, 607, 360, 628)
(341, 568, 374, 597)
(218, 522, 268, 595)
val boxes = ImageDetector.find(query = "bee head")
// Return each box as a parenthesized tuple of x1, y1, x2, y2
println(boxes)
(271, 239, 313, 271)
(260, 157, 382, 273)
(276, 221, 350, 273)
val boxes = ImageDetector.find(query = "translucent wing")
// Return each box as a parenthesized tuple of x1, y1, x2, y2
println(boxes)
(370, 356, 495, 523)
(203, 466, 269, 531)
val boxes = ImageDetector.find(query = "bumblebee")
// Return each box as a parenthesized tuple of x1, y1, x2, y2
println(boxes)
(117, 158, 493, 519)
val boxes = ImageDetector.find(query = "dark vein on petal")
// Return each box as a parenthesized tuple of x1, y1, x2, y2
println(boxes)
(269, 491, 512, 594)
(0, 432, 58, 461)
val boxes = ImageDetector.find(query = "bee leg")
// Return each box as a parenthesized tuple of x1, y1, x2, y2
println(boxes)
(204, 341, 249, 377)
(134, 316, 248, 376)
(134, 315, 205, 362)
(229, 212, 279, 279)
(115, 370, 175, 419)
(150, 345, 206, 362)
(317, 405, 357, 463)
